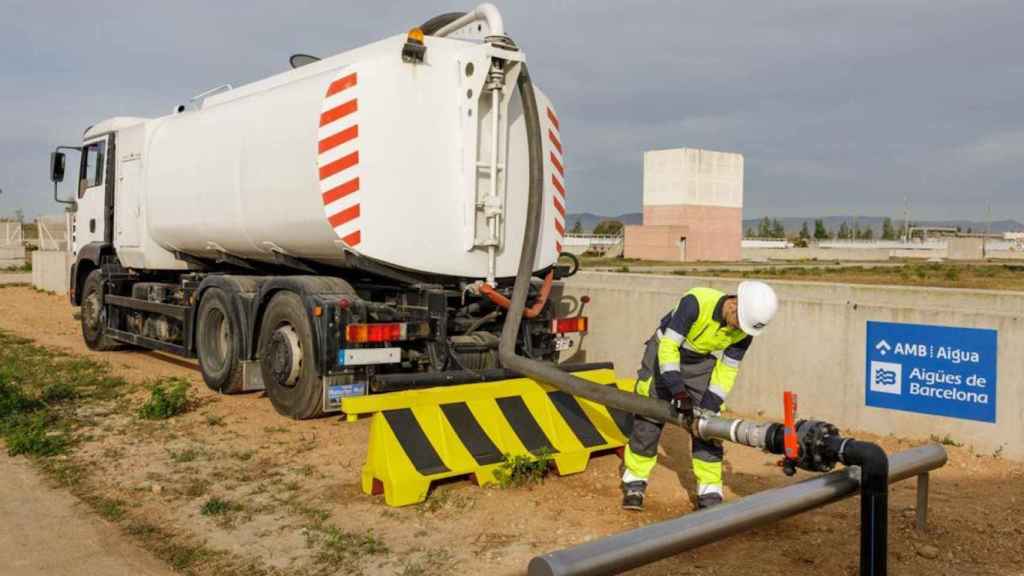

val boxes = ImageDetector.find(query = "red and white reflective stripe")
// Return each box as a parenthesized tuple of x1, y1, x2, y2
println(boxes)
(318, 70, 362, 248)
(547, 106, 566, 254)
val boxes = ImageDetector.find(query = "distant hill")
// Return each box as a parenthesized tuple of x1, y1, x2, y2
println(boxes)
(564, 212, 641, 232)
(565, 212, 1023, 235)
(742, 216, 1024, 236)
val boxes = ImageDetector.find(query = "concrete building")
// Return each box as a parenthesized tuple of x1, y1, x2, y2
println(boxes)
(624, 148, 743, 262)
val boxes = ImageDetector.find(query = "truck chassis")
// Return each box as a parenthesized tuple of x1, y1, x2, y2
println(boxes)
(70, 244, 575, 419)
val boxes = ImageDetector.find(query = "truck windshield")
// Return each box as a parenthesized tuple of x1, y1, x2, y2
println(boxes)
(79, 140, 106, 197)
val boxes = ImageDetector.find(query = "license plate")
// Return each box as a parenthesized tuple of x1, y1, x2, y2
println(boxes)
(338, 347, 401, 366)
(325, 382, 367, 411)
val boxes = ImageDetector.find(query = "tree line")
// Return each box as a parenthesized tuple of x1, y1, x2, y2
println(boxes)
(746, 217, 904, 241)
(568, 216, 911, 241)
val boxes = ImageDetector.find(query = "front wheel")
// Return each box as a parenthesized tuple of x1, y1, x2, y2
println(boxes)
(80, 269, 118, 351)
(259, 292, 322, 419)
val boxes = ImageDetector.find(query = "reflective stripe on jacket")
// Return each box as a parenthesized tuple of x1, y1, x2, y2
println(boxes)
(655, 287, 752, 410)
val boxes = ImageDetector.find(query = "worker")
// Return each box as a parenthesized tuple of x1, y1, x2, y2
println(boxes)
(621, 281, 778, 511)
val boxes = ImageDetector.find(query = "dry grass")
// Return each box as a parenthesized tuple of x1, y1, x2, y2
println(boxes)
(669, 262, 1024, 291)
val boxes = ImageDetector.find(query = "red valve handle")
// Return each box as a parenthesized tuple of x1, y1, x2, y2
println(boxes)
(783, 391, 799, 460)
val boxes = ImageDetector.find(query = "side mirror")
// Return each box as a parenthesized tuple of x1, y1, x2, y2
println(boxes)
(50, 151, 66, 183)
(51, 147, 78, 205)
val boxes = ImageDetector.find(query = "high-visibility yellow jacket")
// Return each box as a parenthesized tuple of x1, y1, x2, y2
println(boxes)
(656, 287, 752, 411)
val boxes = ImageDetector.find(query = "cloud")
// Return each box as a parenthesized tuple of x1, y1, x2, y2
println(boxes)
(1, 0, 1022, 222)
(955, 130, 1024, 168)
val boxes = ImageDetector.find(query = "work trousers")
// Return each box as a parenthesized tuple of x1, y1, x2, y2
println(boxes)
(623, 336, 725, 499)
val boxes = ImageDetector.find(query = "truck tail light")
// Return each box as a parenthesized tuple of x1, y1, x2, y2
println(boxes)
(552, 316, 588, 334)
(344, 322, 430, 343)
(346, 323, 404, 343)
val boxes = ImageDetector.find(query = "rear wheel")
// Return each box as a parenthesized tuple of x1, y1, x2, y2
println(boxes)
(80, 269, 118, 351)
(259, 292, 322, 419)
(197, 288, 244, 393)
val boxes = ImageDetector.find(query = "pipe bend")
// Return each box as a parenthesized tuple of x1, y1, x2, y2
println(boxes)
(433, 3, 505, 37)
(842, 440, 889, 492)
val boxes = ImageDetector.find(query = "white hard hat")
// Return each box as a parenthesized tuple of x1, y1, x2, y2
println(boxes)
(737, 281, 778, 336)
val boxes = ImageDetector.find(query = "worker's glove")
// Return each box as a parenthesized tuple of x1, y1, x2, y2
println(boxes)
(669, 393, 693, 423)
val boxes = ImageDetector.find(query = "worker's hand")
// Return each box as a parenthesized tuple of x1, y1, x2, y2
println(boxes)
(669, 393, 693, 421)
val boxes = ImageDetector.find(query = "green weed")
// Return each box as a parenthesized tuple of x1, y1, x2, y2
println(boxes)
(200, 496, 239, 517)
(0, 379, 42, 418)
(138, 378, 191, 420)
(4, 412, 69, 456)
(41, 381, 77, 403)
(304, 524, 389, 571)
(494, 450, 553, 488)
(92, 495, 127, 521)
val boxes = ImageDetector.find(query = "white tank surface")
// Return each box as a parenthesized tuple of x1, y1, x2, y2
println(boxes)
(116, 30, 566, 280)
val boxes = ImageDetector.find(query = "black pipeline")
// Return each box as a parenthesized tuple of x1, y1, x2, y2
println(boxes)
(529, 444, 945, 576)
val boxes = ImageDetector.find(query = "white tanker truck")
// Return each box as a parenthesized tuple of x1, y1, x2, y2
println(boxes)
(48, 5, 589, 419)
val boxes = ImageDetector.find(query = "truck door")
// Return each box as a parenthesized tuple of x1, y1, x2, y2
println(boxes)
(73, 135, 112, 254)
(115, 151, 141, 248)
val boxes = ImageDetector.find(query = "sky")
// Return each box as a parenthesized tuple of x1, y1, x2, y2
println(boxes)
(1, 0, 1021, 222)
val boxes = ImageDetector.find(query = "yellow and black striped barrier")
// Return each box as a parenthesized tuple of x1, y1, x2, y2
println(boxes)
(341, 368, 635, 507)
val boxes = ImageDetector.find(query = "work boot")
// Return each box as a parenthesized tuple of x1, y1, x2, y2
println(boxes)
(621, 481, 647, 511)
(697, 493, 723, 510)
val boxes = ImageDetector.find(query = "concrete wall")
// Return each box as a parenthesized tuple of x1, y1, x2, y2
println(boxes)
(643, 148, 743, 208)
(31, 251, 73, 294)
(628, 206, 742, 262)
(742, 246, 896, 261)
(947, 237, 984, 260)
(644, 205, 742, 261)
(744, 243, 1024, 262)
(624, 225, 688, 262)
(0, 246, 26, 269)
(559, 272, 1024, 460)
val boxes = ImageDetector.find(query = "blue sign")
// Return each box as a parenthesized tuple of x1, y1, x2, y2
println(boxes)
(865, 321, 997, 423)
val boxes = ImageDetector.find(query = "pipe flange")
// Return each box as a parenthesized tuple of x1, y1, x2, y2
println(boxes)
(267, 325, 302, 388)
(486, 34, 518, 51)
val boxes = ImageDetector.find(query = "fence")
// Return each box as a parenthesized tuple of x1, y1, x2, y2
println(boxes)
(1, 221, 22, 247)
(35, 214, 71, 252)
(562, 233, 624, 256)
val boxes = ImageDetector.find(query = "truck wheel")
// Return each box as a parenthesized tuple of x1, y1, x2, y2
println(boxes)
(259, 291, 322, 419)
(197, 288, 244, 394)
(80, 269, 118, 351)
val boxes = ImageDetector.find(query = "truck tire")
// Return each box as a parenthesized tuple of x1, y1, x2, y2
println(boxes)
(80, 269, 118, 351)
(196, 288, 244, 394)
(259, 291, 322, 419)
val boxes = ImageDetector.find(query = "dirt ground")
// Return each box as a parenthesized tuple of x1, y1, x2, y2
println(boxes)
(1, 285, 1023, 575)
(0, 450, 175, 576)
